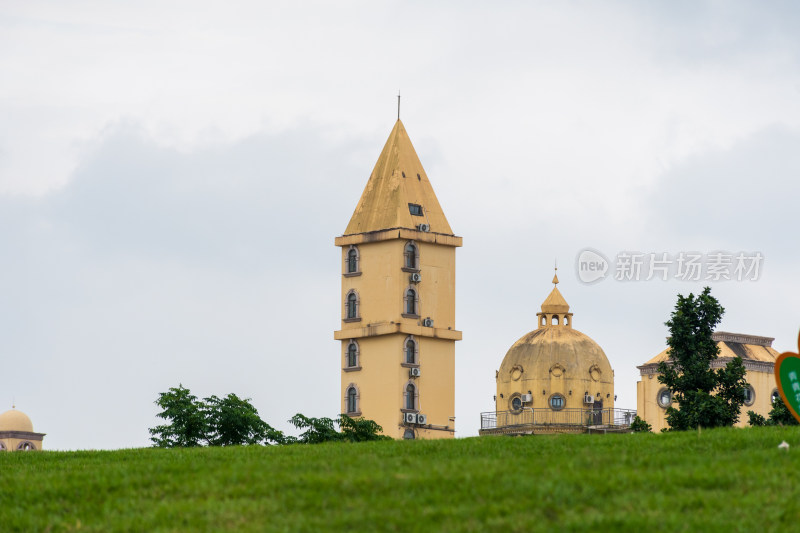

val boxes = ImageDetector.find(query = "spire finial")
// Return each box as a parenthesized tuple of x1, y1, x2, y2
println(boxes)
(397, 90, 401, 120)
(552, 261, 559, 285)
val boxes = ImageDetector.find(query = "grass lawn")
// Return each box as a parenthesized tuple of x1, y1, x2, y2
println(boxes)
(2, 426, 800, 532)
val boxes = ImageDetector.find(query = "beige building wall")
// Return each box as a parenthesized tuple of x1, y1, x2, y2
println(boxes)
(637, 332, 779, 432)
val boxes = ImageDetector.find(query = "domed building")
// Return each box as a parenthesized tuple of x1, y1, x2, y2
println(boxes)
(637, 331, 780, 432)
(0, 407, 45, 451)
(480, 272, 635, 435)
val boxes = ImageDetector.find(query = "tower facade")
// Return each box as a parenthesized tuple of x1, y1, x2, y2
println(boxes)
(334, 120, 461, 439)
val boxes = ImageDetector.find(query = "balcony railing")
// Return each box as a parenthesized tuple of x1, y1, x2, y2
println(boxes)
(480, 408, 637, 432)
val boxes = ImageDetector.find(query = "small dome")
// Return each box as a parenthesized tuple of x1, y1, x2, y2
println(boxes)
(498, 326, 613, 383)
(0, 409, 34, 432)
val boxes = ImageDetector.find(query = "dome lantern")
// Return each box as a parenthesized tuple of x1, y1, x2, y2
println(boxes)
(537, 268, 573, 328)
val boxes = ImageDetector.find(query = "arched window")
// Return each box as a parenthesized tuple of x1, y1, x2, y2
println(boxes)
(551, 315, 559, 326)
(540, 316, 546, 327)
(405, 336, 417, 364)
(345, 291, 359, 319)
(772, 389, 781, 404)
(347, 341, 359, 368)
(346, 386, 358, 414)
(405, 383, 416, 410)
(404, 242, 418, 269)
(0, 441, 5, 451)
(346, 246, 359, 274)
(17, 441, 35, 451)
(405, 288, 417, 316)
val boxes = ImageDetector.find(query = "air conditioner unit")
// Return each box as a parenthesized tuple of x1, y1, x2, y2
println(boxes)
(422, 317, 434, 327)
(584, 395, 595, 404)
(416, 414, 427, 425)
(520, 394, 532, 403)
(417, 223, 430, 232)
(410, 272, 422, 283)
(409, 367, 421, 378)
(404, 412, 418, 424)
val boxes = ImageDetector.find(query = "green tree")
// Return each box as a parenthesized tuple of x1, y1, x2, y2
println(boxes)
(746, 411, 766, 426)
(149, 385, 208, 447)
(205, 394, 286, 446)
(748, 396, 800, 427)
(288, 413, 390, 443)
(289, 414, 342, 444)
(630, 415, 652, 433)
(767, 395, 800, 426)
(338, 414, 392, 442)
(657, 287, 748, 430)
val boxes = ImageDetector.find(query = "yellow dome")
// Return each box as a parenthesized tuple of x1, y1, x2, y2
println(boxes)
(0, 409, 34, 432)
(498, 326, 614, 391)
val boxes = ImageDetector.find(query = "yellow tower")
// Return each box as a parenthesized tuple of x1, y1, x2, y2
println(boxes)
(334, 119, 462, 439)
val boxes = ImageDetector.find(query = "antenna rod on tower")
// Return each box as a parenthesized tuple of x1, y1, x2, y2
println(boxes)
(397, 90, 401, 120)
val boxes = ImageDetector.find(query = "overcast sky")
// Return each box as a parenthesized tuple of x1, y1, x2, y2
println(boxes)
(2, 1, 799, 450)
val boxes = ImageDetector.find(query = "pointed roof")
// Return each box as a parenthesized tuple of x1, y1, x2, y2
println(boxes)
(344, 120, 454, 236)
(541, 269, 570, 314)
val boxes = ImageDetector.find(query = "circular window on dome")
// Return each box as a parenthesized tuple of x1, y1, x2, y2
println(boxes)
(550, 363, 564, 378)
(589, 365, 601, 382)
(548, 393, 566, 411)
(509, 394, 523, 413)
(743, 384, 756, 407)
(657, 388, 671, 409)
(510, 365, 523, 381)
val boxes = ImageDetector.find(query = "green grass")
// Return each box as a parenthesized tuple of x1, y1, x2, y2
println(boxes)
(2, 427, 800, 532)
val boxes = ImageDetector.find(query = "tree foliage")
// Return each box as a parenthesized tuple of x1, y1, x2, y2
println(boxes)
(767, 395, 800, 426)
(288, 413, 391, 444)
(149, 385, 209, 448)
(630, 415, 652, 433)
(747, 396, 800, 427)
(205, 394, 285, 446)
(338, 414, 392, 442)
(150, 385, 389, 447)
(150, 386, 285, 447)
(657, 287, 748, 430)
